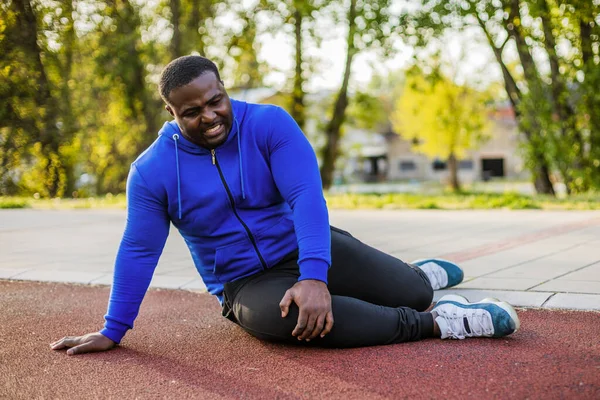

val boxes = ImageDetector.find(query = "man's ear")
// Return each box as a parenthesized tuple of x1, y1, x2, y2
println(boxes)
(165, 104, 174, 117)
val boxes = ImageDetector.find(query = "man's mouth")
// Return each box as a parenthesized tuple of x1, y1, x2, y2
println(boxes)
(204, 123, 224, 138)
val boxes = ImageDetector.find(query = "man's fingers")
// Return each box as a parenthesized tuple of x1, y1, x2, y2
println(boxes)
(279, 290, 293, 318)
(307, 314, 326, 341)
(292, 309, 308, 337)
(66, 341, 96, 356)
(299, 314, 317, 341)
(321, 312, 334, 338)
(51, 336, 80, 350)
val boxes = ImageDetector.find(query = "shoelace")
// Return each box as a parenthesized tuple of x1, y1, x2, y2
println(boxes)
(420, 263, 446, 290)
(438, 308, 494, 339)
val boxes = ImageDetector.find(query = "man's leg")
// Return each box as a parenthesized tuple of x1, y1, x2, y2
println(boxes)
(327, 226, 434, 311)
(224, 227, 519, 347)
(223, 258, 435, 348)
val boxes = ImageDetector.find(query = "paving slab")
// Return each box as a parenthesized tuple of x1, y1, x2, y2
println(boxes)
(542, 292, 600, 310)
(10, 269, 106, 284)
(532, 280, 600, 294)
(559, 261, 600, 281)
(433, 289, 554, 308)
(457, 277, 543, 291)
(181, 278, 208, 291)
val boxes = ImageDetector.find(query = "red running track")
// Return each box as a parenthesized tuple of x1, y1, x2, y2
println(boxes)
(1, 280, 599, 399)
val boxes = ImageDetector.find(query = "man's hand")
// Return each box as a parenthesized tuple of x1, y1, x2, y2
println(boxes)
(279, 279, 334, 341)
(50, 332, 115, 356)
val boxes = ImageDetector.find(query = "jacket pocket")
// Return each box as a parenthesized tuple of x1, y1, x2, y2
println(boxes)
(213, 239, 262, 283)
(255, 216, 297, 268)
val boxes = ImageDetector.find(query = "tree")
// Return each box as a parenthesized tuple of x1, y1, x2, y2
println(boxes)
(401, 0, 600, 194)
(392, 68, 489, 191)
(257, 0, 331, 131)
(0, 0, 71, 197)
(226, 5, 269, 89)
(320, 0, 395, 189)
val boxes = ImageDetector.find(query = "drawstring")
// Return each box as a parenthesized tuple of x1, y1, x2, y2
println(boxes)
(172, 134, 182, 219)
(235, 118, 246, 200)
(172, 118, 244, 219)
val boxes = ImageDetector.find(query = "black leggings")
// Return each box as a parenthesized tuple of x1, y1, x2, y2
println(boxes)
(222, 226, 435, 348)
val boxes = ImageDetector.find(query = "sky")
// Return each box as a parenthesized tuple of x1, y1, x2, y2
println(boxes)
(121, 0, 504, 93)
(211, 0, 503, 92)
(257, 26, 501, 92)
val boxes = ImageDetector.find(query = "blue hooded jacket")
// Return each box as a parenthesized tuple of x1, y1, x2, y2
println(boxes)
(100, 100, 331, 343)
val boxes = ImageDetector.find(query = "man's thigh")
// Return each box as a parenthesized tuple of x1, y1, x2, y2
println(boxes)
(328, 226, 433, 310)
(226, 262, 300, 342)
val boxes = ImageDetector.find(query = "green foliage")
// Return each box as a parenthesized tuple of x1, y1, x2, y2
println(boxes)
(346, 91, 388, 130)
(392, 68, 489, 160)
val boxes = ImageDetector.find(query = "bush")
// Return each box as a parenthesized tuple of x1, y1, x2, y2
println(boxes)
(0, 198, 30, 209)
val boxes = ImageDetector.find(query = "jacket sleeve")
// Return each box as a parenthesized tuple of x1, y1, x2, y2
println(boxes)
(100, 164, 170, 343)
(267, 106, 331, 283)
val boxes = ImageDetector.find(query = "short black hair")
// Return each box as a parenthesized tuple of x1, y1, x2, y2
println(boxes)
(159, 55, 222, 103)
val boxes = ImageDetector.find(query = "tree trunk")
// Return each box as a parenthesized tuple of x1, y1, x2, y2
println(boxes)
(320, 0, 357, 189)
(188, 0, 207, 55)
(476, 11, 555, 195)
(447, 152, 460, 192)
(113, 0, 160, 153)
(15, 0, 63, 197)
(291, 8, 306, 132)
(60, 0, 77, 196)
(539, 0, 582, 192)
(580, 16, 600, 169)
(170, 0, 182, 58)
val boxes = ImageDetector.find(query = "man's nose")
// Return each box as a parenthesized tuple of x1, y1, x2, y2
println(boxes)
(201, 109, 217, 124)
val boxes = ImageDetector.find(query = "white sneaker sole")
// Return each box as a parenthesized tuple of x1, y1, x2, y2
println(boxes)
(437, 294, 521, 333)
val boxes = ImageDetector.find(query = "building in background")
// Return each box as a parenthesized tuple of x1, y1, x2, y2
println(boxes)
(344, 102, 528, 184)
(230, 89, 527, 185)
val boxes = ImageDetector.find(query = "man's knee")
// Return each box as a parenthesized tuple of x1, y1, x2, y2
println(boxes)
(411, 282, 434, 311)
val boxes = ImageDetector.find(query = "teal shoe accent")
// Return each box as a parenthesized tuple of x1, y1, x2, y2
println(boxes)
(412, 258, 464, 289)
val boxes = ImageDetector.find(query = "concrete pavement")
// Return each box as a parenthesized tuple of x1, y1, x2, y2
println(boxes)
(1, 209, 599, 310)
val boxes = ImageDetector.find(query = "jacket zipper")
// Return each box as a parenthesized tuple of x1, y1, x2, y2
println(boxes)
(211, 149, 267, 269)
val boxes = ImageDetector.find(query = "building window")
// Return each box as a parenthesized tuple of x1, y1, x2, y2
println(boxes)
(399, 160, 416, 171)
(432, 159, 447, 171)
(459, 160, 474, 169)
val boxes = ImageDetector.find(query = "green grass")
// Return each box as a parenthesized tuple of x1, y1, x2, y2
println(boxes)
(324, 191, 600, 210)
(0, 194, 127, 210)
(1, 191, 598, 211)
(0, 197, 30, 209)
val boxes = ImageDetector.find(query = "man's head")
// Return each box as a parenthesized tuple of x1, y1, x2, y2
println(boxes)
(159, 55, 233, 149)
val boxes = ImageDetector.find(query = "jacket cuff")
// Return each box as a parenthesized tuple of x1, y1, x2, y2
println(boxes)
(100, 325, 127, 344)
(298, 259, 329, 284)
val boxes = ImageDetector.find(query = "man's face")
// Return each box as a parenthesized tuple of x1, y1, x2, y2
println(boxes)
(165, 72, 233, 149)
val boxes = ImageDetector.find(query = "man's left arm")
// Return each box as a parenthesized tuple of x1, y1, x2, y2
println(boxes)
(267, 106, 333, 341)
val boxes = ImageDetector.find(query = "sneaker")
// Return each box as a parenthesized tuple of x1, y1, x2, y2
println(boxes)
(411, 258, 464, 290)
(432, 294, 520, 339)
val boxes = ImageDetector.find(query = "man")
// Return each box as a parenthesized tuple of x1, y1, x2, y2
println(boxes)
(51, 56, 520, 355)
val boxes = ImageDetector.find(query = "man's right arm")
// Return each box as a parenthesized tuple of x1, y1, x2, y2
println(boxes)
(51, 164, 170, 355)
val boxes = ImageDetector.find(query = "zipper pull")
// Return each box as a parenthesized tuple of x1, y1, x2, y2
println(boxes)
(211, 149, 216, 165)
